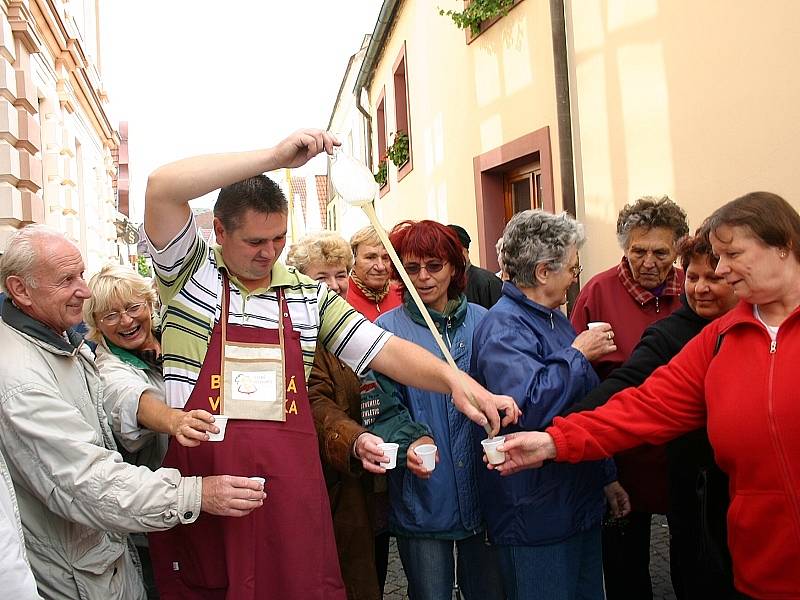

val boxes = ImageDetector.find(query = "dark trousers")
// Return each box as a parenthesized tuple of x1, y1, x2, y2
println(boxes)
(602, 511, 653, 600)
(375, 531, 390, 594)
(135, 541, 160, 599)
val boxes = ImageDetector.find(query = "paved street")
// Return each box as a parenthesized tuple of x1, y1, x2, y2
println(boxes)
(384, 515, 676, 599)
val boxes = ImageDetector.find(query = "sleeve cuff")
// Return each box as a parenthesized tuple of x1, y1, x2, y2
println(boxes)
(177, 476, 202, 524)
(546, 423, 570, 461)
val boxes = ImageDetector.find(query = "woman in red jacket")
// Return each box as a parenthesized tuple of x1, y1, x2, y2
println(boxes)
(491, 192, 800, 599)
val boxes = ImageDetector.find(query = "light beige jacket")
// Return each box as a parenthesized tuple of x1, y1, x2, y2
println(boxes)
(0, 449, 41, 598)
(0, 312, 201, 600)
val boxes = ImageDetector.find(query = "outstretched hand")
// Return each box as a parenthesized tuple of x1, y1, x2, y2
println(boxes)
(270, 129, 340, 169)
(201, 475, 265, 517)
(406, 436, 438, 480)
(354, 432, 389, 474)
(451, 373, 521, 437)
(486, 431, 557, 475)
(170, 409, 217, 447)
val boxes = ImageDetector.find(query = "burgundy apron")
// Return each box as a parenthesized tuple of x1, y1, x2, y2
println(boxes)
(149, 277, 345, 599)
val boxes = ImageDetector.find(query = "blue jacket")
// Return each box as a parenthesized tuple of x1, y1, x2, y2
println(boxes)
(470, 282, 611, 546)
(376, 295, 487, 539)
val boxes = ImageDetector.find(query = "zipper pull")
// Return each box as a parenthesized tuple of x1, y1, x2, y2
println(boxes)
(549, 312, 554, 329)
(770, 340, 777, 354)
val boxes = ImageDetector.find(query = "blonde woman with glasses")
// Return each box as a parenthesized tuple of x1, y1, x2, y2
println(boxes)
(84, 264, 220, 465)
(85, 264, 223, 597)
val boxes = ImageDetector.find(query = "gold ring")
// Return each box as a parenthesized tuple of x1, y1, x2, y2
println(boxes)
(607, 332, 613, 341)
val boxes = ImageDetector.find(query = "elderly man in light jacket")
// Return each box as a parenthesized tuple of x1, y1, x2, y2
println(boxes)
(0, 225, 266, 599)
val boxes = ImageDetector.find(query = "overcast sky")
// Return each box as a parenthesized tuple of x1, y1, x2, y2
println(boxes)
(100, 0, 383, 219)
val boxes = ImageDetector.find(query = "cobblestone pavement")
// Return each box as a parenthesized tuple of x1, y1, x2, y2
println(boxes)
(383, 515, 676, 599)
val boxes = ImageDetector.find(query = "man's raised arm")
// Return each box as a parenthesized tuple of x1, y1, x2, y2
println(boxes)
(144, 129, 339, 249)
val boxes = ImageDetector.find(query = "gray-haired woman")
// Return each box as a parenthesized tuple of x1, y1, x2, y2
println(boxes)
(471, 210, 624, 600)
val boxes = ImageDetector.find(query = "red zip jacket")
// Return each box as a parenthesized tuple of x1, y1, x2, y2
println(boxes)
(549, 300, 800, 599)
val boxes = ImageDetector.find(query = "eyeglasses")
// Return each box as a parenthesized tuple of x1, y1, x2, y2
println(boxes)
(403, 261, 447, 275)
(99, 303, 147, 326)
(569, 263, 583, 277)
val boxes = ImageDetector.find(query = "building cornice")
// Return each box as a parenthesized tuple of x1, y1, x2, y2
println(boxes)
(7, 1, 42, 53)
(30, 0, 117, 147)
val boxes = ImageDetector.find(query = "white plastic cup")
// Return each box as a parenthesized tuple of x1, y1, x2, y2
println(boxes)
(249, 476, 266, 488)
(587, 322, 609, 330)
(207, 416, 229, 442)
(377, 442, 399, 469)
(414, 444, 437, 472)
(481, 436, 506, 465)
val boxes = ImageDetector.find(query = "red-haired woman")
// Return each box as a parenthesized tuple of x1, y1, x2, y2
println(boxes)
(374, 220, 504, 600)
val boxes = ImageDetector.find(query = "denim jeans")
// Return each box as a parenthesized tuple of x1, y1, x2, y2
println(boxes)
(396, 532, 505, 600)
(496, 526, 604, 600)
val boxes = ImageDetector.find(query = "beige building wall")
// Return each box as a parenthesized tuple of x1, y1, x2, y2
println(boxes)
(365, 0, 562, 268)
(0, 0, 119, 272)
(568, 0, 800, 279)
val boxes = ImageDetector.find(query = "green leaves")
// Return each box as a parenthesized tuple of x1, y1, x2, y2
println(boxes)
(375, 159, 388, 186)
(439, 0, 515, 35)
(387, 131, 410, 167)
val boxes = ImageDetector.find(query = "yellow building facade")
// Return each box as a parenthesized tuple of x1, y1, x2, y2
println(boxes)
(349, 0, 800, 279)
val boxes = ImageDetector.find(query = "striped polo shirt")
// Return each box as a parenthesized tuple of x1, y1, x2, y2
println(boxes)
(146, 215, 391, 408)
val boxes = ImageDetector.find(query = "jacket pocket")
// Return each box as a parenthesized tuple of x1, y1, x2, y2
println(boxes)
(70, 532, 129, 599)
(726, 491, 800, 596)
(175, 516, 228, 589)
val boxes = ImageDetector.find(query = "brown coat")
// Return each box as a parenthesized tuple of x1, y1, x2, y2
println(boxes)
(308, 345, 381, 600)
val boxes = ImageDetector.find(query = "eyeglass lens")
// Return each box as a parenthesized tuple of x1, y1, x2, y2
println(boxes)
(404, 261, 445, 275)
(101, 303, 145, 324)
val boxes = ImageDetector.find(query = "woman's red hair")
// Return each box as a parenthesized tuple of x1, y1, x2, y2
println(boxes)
(388, 220, 467, 299)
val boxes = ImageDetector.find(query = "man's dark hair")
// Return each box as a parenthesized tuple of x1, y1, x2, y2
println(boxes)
(214, 175, 288, 231)
(447, 224, 471, 249)
(678, 221, 717, 271)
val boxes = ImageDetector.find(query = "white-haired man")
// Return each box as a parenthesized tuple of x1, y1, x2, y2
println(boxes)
(0, 225, 263, 599)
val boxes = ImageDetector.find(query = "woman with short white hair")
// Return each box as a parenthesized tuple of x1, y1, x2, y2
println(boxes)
(472, 210, 622, 600)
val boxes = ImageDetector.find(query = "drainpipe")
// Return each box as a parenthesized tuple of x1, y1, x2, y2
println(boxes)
(352, 0, 400, 171)
(549, 0, 576, 218)
(550, 0, 580, 307)
(356, 91, 373, 172)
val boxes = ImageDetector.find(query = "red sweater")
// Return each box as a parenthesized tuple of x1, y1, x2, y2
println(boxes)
(346, 279, 402, 323)
(550, 300, 800, 599)
(570, 260, 683, 512)
(570, 261, 684, 379)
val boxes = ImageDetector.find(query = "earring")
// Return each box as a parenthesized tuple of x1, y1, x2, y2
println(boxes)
(781, 251, 787, 259)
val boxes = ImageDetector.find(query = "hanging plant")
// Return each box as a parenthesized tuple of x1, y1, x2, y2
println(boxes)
(374, 159, 388, 187)
(386, 131, 410, 167)
(439, 0, 515, 35)
(137, 255, 152, 278)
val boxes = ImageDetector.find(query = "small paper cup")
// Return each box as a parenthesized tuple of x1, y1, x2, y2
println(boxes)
(414, 444, 437, 472)
(481, 436, 506, 465)
(249, 476, 266, 487)
(207, 416, 229, 442)
(587, 322, 609, 330)
(377, 442, 399, 469)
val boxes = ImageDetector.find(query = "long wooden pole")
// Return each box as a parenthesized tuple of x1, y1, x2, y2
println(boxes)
(361, 202, 493, 437)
